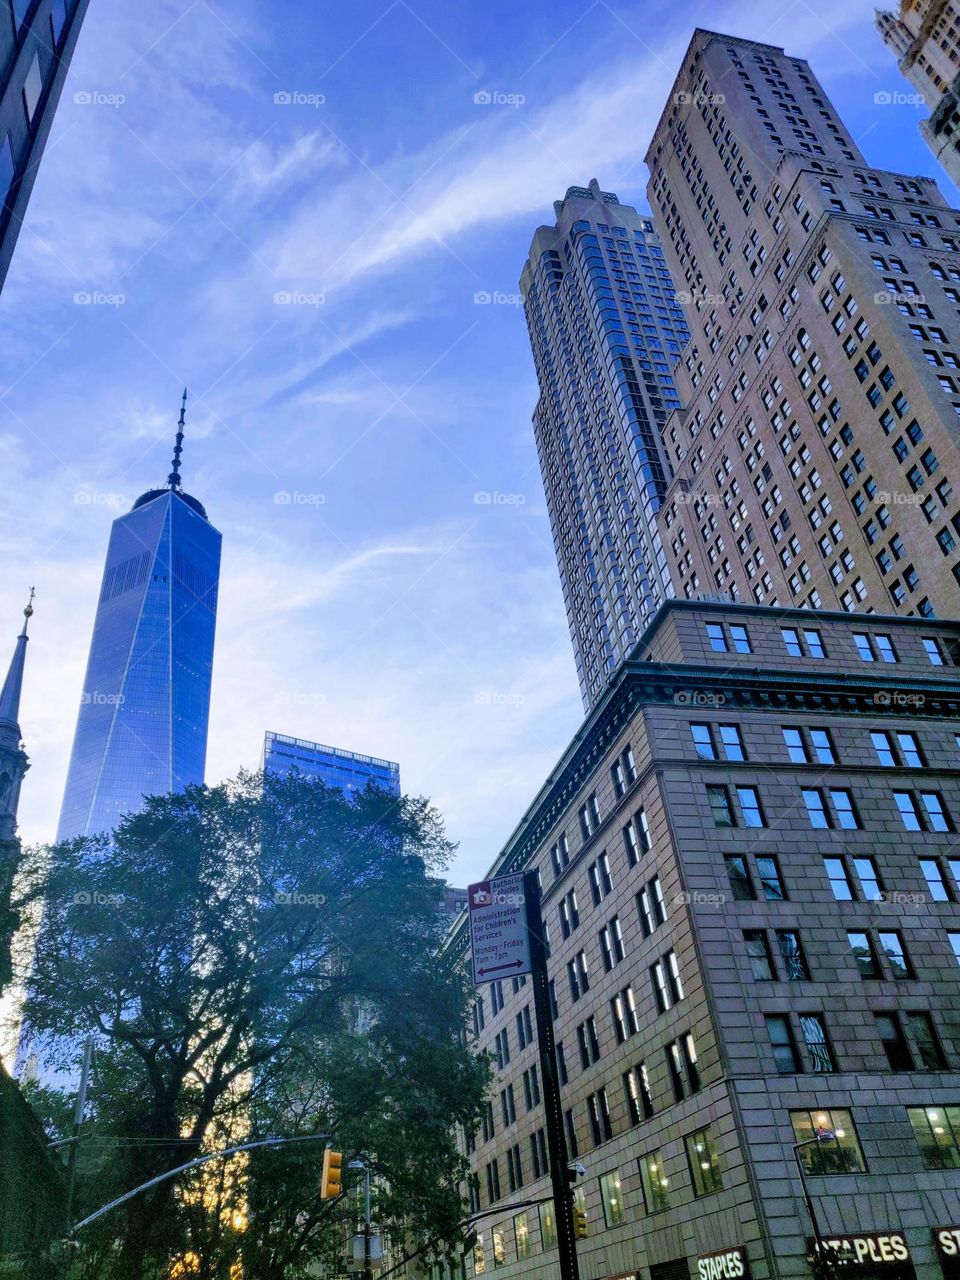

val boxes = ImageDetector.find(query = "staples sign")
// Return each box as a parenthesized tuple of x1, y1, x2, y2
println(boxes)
(697, 1246, 749, 1280)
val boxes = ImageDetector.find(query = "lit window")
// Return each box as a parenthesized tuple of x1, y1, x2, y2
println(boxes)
(685, 1126, 723, 1196)
(791, 1109, 865, 1173)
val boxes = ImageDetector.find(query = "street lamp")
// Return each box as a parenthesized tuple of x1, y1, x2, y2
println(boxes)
(348, 1157, 372, 1280)
(792, 1127, 839, 1280)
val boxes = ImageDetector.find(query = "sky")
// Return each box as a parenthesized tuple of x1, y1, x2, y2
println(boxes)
(0, 0, 954, 888)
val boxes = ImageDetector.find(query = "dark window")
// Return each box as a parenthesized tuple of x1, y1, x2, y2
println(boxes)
(907, 1011, 948, 1069)
(800, 1014, 835, 1072)
(875, 1012, 913, 1070)
(745, 930, 775, 980)
(777, 930, 809, 979)
(724, 854, 755, 899)
(707, 785, 735, 826)
(767, 1015, 800, 1073)
(756, 855, 786, 900)
(848, 931, 881, 979)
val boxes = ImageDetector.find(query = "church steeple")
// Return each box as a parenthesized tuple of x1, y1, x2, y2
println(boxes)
(0, 589, 33, 844)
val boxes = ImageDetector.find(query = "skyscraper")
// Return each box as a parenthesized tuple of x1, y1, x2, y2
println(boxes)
(0, 0, 91, 292)
(520, 180, 690, 711)
(647, 30, 960, 621)
(57, 395, 221, 841)
(262, 730, 400, 798)
(876, 1, 960, 190)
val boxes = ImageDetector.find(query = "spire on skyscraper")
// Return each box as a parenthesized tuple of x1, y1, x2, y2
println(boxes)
(167, 388, 187, 492)
(0, 588, 34, 733)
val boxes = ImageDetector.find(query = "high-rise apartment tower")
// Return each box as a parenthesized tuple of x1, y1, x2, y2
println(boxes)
(520, 181, 690, 711)
(876, 1, 960, 191)
(647, 30, 960, 623)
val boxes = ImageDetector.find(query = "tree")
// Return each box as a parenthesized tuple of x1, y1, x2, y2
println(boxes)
(14, 770, 488, 1279)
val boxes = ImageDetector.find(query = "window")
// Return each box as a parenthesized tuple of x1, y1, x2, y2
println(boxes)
(485, 1159, 501, 1203)
(803, 789, 830, 828)
(623, 809, 650, 866)
(921, 858, 952, 900)
(707, 785, 735, 826)
(666, 1032, 701, 1100)
(501, 1084, 517, 1127)
(651, 950, 683, 1012)
(587, 1088, 613, 1145)
(22, 53, 43, 126)
(522, 1066, 540, 1111)
(514, 1212, 530, 1259)
(767, 1015, 800, 1072)
(736, 786, 764, 827)
(539, 1202, 556, 1249)
(529, 1128, 548, 1179)
(848, 931, 881, 978)
(908, 1011, 948, 1068)
(494, 1030, 510, 1070)
(576, 1016, 600, 1069)
(706, 623, 727, 652)
(550, 834, 570, 878)
(623, 1062, 654, 1124)
(564, 1109, 577, 1159)
(923, 637, 945, 665)
(824, 856, 854, 900)
(878, 931, 913, 978)
(756, 855, 786, 900)
(691, 723, 716, 759)
(777, 930, 809, 979)
(686, 1126, 723, 1196)
(600, 1171, 624, 1228)
(851, 857, 882, 899)
(782, 626, 825, 657)
(611, 986, 639, 1043)
(639, 1151, 669, 1212)
(745, 930, 775, 980)
(801, 1014, 835, 1072)
(724, 854, 755, 900)
(474, 1234, 485, 1274)
(876, 1012, 913, 1070)
(897, 732, 924, 767)
(558, 889, 580, 938)
(783, 727, 808, 764)
(791, 1109, 865, 1173)
(896, 790, 951, 831)
(515, 1007, 532, 1051)
(588, 853, 613, 905)
(505, 1145, 522, 1193)
(877, 634, 897, 662)
(908, 1106, 960, 1169)
(599, 916, 625, 971)
(730, 625, 751, 653)
(636, 876, 666, 936)
(719, 725, 746, 760)
(830, 789, 860, 830)
(579, 794, 600, 840)
(567, 951, 589, 1001)
(871, 730, 896, 766)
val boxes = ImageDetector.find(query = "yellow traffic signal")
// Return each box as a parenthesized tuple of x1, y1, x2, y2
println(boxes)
(573, 1206, 588, 1239)
(321, 1148, 343, 1199)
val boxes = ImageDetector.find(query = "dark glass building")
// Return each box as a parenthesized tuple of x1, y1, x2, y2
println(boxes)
(262, 731, 400, 798)
(0, 0, 91, 292)
(57, 402, 221, 841)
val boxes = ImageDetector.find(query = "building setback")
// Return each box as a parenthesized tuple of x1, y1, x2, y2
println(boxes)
(520, 181, 690, 712)
(646, 30, 960, 619)
(447, 601, 960, 1280)
(0, 0, 90, 292)
(876, 1, 960, 192)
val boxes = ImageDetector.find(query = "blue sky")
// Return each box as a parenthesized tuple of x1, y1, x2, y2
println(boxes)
(0, 0, 952, 886)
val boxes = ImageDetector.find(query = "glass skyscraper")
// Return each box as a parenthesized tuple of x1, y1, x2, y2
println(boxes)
(57, 405, 221, 841)
(520, 179, 690, 711)
(262, 731, 400, 798)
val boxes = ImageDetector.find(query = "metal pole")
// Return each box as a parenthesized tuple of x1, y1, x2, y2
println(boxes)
(64, 1036, 94, 1230)
(523, 870, 580, 1280)
(364, 1163, 372, 1280)
(793, 1140, 832, 1280)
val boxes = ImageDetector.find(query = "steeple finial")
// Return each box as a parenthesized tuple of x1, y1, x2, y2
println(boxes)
(167, 388, 187, 491)
(0, 590, 33, 730)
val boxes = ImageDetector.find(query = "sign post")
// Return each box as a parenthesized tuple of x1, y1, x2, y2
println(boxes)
(467, 872, 580, 1280)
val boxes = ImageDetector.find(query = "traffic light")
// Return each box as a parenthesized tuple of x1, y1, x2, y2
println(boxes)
(573, 1206, 588, 1239)
(321, 1148, 343, 1199)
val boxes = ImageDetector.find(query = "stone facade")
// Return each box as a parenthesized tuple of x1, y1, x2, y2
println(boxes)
(447, 601, 960, 1280)
(646, 31, 960, 621)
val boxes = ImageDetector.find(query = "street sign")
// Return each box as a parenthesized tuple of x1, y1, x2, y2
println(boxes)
(467, 873, 532, 984)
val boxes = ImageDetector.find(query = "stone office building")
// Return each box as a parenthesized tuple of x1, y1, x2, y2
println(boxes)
(645, 31, 960, 621)
(447, 601, 960, 1280)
